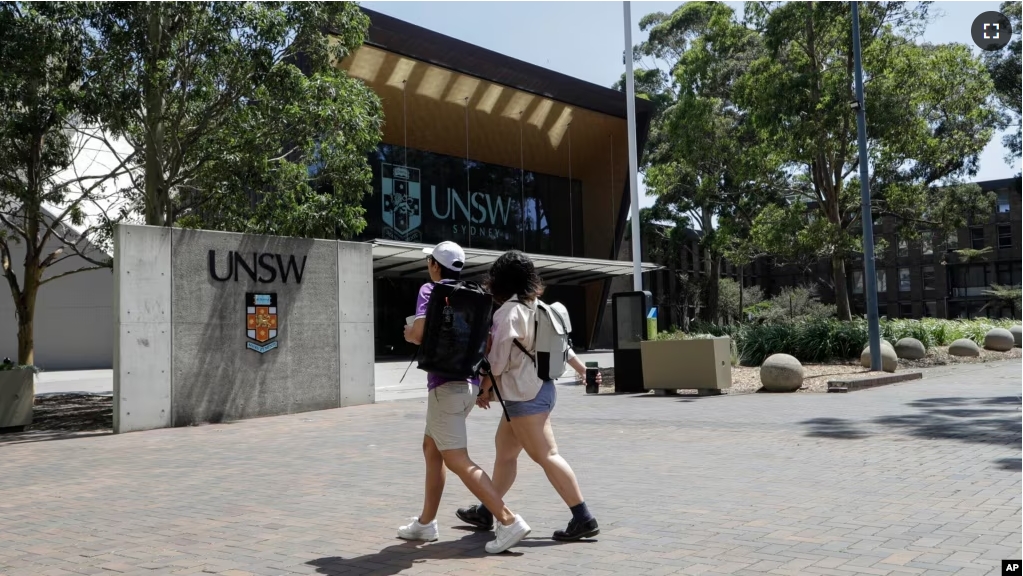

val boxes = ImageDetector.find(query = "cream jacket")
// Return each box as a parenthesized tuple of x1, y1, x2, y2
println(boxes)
(487, 296, 544, 402)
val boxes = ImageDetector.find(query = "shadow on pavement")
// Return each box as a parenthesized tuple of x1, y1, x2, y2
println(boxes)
(798, 395, 1022, 467)
(800, 417, 871, 440)
(995, 457, 1022, 471)
(307, 534, 573, 575)
(0, 430, 112, 445)
(0, 394, 112, 445)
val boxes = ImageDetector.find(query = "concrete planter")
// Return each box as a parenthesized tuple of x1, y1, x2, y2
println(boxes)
(0, 368, 35, 431)
(641, 337, 732, 395)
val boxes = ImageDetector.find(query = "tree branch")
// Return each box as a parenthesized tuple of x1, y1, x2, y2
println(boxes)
(39, 264, 109, 286)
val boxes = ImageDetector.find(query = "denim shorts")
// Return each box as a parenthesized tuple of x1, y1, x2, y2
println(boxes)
(504, 380, 557, 418)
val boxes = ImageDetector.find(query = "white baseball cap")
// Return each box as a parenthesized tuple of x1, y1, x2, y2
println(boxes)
(423, 241, 465, 271)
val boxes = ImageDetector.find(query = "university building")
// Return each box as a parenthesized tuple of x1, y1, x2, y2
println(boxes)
(340, 9, 658, 355)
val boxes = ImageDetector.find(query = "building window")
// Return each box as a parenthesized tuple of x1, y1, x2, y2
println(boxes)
(876, 270, 887, 293)
(970, 227, 985, 249)
(946, 231, 959, 250)
(922, 265, 935, 291)
(997, 190, 1011, 214)
(996, 263, 1020, 285)
(877, 304, 888, 318)
(852, 270, 864, 294)
(899, 267, 911, 291)
(897, 238, 909, 258)
(924, 301, 937, 318)
(998, 224, 1012, 249)
(922, 236, 933, 255)
(900, 303, 913, 318)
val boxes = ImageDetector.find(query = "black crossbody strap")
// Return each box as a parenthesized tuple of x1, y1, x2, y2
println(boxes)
(476, 358, 510, 422)
(488, 372, 511, 422)
(511, 300, 539, 365)
(513, 339, 536, 365)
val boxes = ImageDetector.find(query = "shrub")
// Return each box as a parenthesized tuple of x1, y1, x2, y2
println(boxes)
(670, 317, 1016, 366)
(748, 284, 836, 324)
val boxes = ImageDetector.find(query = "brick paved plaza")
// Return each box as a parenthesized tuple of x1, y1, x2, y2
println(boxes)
(1, 361, 1020, 576)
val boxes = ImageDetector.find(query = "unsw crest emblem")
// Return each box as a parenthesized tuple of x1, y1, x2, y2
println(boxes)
(245, 293, 279, 354)
(382, 163, 422, 242)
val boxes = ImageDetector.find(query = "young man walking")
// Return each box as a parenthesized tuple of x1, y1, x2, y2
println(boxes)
(399, 241, 530, 554)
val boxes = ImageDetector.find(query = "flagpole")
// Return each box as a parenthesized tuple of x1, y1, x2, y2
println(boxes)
(623, 1, 643, 291)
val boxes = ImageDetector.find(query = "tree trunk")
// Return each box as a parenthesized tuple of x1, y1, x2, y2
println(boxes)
(738, 265, 745, 324)
(12, 249, 41, 366)
(832, 254, 852, 321)
(15, 290, 36, 366)
(144, 5, 168, 226)
(700, 254, 721, 324)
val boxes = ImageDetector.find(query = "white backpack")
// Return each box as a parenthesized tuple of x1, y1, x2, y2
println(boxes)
(514, 300, 573, 381)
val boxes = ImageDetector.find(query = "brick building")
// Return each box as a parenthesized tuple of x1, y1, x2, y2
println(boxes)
(851, 177, 1022, 320)
(632, 177, 1022, 329)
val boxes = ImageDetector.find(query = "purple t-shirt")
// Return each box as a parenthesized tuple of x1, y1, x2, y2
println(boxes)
(416, 281, 479, 390)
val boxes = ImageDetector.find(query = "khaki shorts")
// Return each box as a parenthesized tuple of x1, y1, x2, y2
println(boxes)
(425, 381, 476, 451)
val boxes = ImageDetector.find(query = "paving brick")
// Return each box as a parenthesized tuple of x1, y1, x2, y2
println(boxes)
(0, 361, 1018, 576)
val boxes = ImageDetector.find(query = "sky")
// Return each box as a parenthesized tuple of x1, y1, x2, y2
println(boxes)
(361, 1, 1021, 210)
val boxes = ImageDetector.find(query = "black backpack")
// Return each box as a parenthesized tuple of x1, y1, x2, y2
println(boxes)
(417, 281, 494, 381)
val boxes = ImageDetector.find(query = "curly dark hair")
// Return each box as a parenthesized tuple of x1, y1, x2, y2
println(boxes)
(485, 250, 544, 304)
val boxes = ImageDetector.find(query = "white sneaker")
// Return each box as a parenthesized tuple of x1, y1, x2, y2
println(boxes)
(397, 517, 439, 542)
(485, 514, 531, 553)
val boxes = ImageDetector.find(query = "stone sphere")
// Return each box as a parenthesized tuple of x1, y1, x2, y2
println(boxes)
(1009, 325, 1022, 347)
(760, 354, 804, 392)
(948, 338, 981, 357)
(983, 328, 1015, 352)
(860, 341, 898, 373)
(894, 338, 926, 360)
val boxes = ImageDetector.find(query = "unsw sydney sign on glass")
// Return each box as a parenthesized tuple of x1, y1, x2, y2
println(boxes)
(380, 163, 515, 244)
(365, 143, 583, 257)
(208, 250, 308, 355)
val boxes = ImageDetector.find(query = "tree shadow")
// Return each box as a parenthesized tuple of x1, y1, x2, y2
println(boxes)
(306, 534, 577, 575)
(799, 417, 871, 440)
(994, 458, 1022, 471)
(797, 395, 1022, 469)
(0, 430, 112, 445)
(872, 412, 1020, 446)
(0, 393, 112, 444)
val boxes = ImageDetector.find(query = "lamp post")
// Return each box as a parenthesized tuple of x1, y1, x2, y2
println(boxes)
(623, 1, 643, 291)
(851, 1, 882, 371)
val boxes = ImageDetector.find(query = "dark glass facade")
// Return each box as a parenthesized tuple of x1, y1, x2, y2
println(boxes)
(360, 144, 584, 257)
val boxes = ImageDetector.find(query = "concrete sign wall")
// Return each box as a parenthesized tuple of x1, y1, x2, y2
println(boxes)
(113, 224, 374, 433)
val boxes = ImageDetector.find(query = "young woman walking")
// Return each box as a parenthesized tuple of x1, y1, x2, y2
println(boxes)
(458, 250, 599, 541)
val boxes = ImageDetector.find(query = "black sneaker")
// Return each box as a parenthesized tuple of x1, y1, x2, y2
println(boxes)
(552, 517, 599, 541)
(456, 504, 494, 530)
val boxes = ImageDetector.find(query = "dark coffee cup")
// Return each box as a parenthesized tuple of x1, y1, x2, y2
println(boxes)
(585, 362, 599, 394)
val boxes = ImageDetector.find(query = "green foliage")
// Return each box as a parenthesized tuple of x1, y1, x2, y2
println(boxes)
(90, 1, 383, 238)
(670, 317, 1016, 366)
(982, 284, 1022, 317)
(718, 277, 763, 322)
(0, 2, 125, 365)
(984, 1, 1022, 163)
(0, 358, 38, 372)
(748, 284, 836, 324)
(736, 320, 866, 366)
(739, 1, 999, 319)
(954, 246, 994, 263)
(629, 2, 785, 324)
